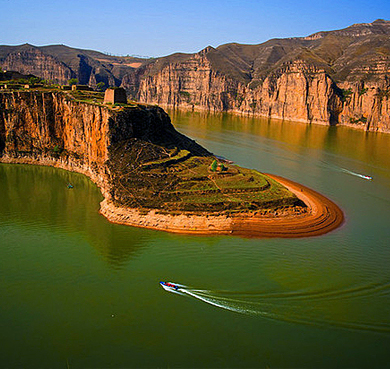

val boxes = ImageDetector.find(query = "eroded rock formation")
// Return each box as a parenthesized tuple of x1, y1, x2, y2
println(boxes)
(0, 91, 344, 237)
(0, 89, 213, 206)
(0, 91, 203, 194)
(137, 57, 344, 126)
(1, 20, 390, 132)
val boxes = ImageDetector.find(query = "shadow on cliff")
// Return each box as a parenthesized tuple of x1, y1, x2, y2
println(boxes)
(108, 105, 211, 157)
(107, 105, 214, 209)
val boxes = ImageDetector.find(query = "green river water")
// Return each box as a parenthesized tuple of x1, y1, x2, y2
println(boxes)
(1, 110, 390, 368)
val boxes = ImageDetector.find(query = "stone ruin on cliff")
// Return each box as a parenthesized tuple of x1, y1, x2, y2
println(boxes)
(104, 87, 127, 104)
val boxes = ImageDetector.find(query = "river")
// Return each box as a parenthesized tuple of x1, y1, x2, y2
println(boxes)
(1, 111, 390, 368)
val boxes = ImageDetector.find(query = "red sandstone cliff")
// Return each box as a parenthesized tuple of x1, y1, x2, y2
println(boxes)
(1, 20, 390, 132)
(0, 92, 110, 166)
(0, 91, 209, 193)
(136, 55, 343, 126)
(130, 20, 390, 132)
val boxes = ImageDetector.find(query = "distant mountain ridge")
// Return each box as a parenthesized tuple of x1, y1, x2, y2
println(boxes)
(1, 19, 390, 132)
(0, 43, 152, 87)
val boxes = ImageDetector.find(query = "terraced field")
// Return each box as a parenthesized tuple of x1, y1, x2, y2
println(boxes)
(109, 143, 300, 214)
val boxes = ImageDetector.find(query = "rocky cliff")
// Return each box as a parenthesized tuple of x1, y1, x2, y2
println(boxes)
(133, 20, 390, 132)
(1, 20, 390, 132)
(0, 91, 111, 188)
(134, 19, 390, 132)
(0, 90, 343, 237)
(0, 91, 207, 196)
(137, 55, 343, 126)
(1, 48, 74, 85)
(0, 43, 151, 87)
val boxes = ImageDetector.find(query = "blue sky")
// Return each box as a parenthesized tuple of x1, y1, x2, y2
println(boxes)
(1, 0, 389, 57)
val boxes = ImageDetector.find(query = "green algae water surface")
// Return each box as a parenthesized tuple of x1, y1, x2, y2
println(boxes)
(1, 111, 390, 368)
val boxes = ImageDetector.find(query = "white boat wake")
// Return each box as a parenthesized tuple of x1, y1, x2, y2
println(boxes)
(339, 168, 373, 180)
(159, 282, 390, 334)
(319, 160, 373, 180)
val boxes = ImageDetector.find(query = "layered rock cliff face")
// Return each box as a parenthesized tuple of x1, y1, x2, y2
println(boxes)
(137, 52, 241, 113)
(0, 91, 111, 185)
(132, 19, 390, 132)
(0, 91, 205, 195)
(1, 48, 73, 84)
(337, 81, 390, 132)
(137, 56, 343, 125)
(1, 20, 390, 132)
(0, 44, 150, 87)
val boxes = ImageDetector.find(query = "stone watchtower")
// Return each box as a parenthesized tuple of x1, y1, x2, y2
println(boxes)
(104, 87, 127, 104)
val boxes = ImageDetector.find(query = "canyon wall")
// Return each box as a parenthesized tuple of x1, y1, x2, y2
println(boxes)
(134, 52, 390, 132)
(337, 81, 390, 132)
(0, 49, 74, 85)
(136, 57, 344, 126)
(130, 20, 390, 133)
(0, 44, 146, 88)
(0, 91, 111, 187)
(2, 20, 390, 132)
(0, 91, 183, 195)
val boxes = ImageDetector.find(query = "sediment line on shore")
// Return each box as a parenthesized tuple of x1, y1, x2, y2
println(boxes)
(0, 156, 344, 238)
(99, 174, 344, 238)
(230, 174, 344, 238)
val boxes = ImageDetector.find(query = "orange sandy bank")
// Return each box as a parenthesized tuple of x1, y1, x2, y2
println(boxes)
(1, 155, 343, 238)
(100, 174, 344, 238)
(230, 174, 344, 238)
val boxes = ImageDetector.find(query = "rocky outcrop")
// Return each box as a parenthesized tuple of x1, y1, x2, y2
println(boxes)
(337, 80, 390, 132)
(0, 91, 198, 193)
(0, 91, 111, 193)
(0, 44, 146, 88)
(131, 20, 390, 132)
(0, 48, 73, 84)
(0, 90, 344, 237)
(137, 53, 242, 113)
(1, 20, 390, 132)
(137, 56, 343, 125)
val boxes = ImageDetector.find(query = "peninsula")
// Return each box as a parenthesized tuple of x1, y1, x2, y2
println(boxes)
(0, 88, 343, 237)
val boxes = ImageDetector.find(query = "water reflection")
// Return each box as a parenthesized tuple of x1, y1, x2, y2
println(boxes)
(169, 109, 390, 172)
(0, 163, 148, 268)
(2, 112, 390, 368)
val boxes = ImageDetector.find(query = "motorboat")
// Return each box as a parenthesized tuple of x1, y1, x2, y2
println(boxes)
(361, 175, 373, 180)
(159, 281, 183, 292)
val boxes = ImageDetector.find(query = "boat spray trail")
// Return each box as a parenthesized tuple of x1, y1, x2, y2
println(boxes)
(160, 282, 390, 334)
(319, 160, 373, 180)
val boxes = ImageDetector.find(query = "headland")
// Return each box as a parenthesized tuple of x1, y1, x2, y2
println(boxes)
(0, 88, 344, 238)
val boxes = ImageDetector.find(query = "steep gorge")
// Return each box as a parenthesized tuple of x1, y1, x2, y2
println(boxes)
(2, 20, 390, 132)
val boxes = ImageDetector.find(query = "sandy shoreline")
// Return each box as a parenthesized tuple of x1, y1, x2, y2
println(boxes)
(100, 173, 344, 238)
(230, 174, 344, 238)
(0, 156, 344, 238)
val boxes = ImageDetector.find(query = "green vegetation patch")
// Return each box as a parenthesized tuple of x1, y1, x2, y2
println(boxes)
(108, 142, 300, 214)
(349, 115, 367, 124)
(142, 149, 191, 168)
(341, 88, 353, 102)
(68, 90, 105, 104)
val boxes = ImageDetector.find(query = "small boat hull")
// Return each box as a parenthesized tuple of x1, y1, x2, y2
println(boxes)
(159, 281, 185, 292)
(362, 176, 373, 180)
